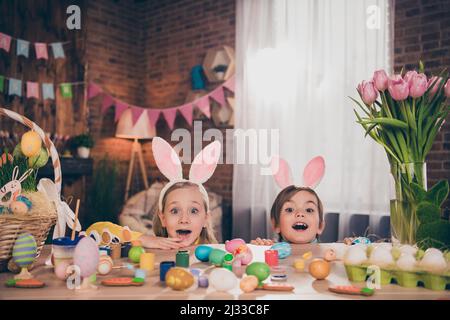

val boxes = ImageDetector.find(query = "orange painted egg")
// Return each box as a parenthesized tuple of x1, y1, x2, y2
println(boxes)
(21, 131, 42, 157)
(308, 259, 330, 280)
(165, 267, 194, 291)
(240, 275, 258, 293)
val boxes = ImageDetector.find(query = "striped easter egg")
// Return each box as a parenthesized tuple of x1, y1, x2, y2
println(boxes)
(12, 233, 37, 268)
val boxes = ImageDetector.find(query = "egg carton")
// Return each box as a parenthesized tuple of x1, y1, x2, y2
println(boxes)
(344, 264, 450, 291)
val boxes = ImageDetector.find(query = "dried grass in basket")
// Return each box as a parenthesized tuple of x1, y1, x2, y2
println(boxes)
(0, 107, 62, 272)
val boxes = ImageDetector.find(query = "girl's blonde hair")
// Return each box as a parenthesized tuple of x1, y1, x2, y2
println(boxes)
(152, 181, 217, 244)
(271, 185, 324, 241)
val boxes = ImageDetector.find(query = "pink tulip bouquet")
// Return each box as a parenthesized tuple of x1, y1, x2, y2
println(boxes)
(351, 62, 450, 245)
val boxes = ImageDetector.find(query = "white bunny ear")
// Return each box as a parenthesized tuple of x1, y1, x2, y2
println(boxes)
(302, 156, 325, 188)
(271, 156, 294, 189)
(12, 166, 19, 180)
(18, 169, 33, 183)
(189, 140, 221, 184)
(151, 137, 183, 181)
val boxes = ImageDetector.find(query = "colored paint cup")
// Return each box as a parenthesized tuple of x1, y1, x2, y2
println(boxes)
(140, 252, 155, 272)
(111, 243, 121, 260)
(160, 261, 175, 282)
(176, 250, 190, 268)
(264, 249, 279, 267)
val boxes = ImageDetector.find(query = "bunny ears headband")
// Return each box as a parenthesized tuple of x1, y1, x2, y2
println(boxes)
(270, 155, 326, 189)
(152, 137, 221, 212)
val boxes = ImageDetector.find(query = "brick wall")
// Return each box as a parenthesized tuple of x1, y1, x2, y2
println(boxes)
(394, 0, 450, 217)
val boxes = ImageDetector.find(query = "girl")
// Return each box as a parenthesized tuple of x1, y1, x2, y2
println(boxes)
(139, 137, 220, 249)
(252, 156, 326, 245)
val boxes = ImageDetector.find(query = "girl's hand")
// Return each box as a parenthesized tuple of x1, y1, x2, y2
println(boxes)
(140, 235, 185, 250)
(250, 237, 274, 246)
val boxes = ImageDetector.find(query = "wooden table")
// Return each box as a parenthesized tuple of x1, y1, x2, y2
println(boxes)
(0, 243, 448, 300)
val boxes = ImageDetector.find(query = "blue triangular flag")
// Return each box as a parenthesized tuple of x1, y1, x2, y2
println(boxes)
(16, 39, 30, 58)
(8, 78, 22, 96)
(51, 42, 65, 59)
(42, 83, 55, 100)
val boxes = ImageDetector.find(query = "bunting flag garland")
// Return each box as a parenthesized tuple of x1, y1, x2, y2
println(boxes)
(131, 107, 145, 126)
(16, 39, 30, 58)
(147, 109, 161, 127)
(179, 103, 194, 126)
(0, 31, 66, 60)
(8, 78, 22, 96)
(26, 81, 39, 99)
(101, 94, 115, 114)
(210, 86, 226, 106)
(114, 101, 129, 122)
(0, 75, 4, 93)
(60, 83, 72, 98)
(162, 108, 178, 130)
(88, 83, 102, 99)
(42, 83, 55, 100)
(195, 95, 211, 118)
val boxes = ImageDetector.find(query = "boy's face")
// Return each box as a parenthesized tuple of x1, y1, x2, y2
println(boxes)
(159, 186, 209, 245)
(273, 190, 324, 244)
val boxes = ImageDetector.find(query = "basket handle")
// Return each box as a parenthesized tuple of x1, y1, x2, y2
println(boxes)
(0, 107, 63, 194)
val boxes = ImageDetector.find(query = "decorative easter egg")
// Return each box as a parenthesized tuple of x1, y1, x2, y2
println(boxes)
(351, 237, 371, 245)
(13, 144, 25, 159)
(309, 259, 330, 280)
(97, 253, 114, 275)
(209, 268, 237, 292)
(419, 249, 447, 273)
(12, 233, 37, 268)
(9, 201, 29, 215)
(240, 275, 259, 293)
(245, 262, 271, 283)
(195, 245, 213, 262)
(28, 147, 49, 168)
(209, 248, 227, 266)
(399, 244, 418, 256)
(369, 246, 394, 268)
(294, 259, 305, 271)
(73, 237, 100, 278)
(270, 242, 292, 259)
(225, 238, 246, 253)
(344, 245, 367, 265)
(396, 253, 417, 271)
(21, 131, 42, 157)
(234, 244, 253, 265)
(128, 244, 145, 263)
(165, 267, 195, 291)
(324, 249, 336, 262)
(54, 261, 71, 280)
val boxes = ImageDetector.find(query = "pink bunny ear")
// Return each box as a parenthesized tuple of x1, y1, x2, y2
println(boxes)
(151, 137, 183, 181)
(271, 156, 293, 189)
(189, 140, 221, 184)
(302, 156, 325, 188)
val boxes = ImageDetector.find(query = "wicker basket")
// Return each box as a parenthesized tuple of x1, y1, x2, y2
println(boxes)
(0, 107, 62, 272)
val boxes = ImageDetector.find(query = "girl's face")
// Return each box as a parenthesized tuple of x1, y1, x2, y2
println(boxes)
(273, 190, 324, 244)
(158, 186, 209, 246)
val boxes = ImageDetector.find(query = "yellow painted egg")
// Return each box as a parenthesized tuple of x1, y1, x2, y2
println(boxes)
(294, 259, 305, 271)
(21, 131, 42, 157)
(308, 258, 330, 280)
(97, 254, 113, 275)
(165, 267, 194, 291)
(240, 275, 259, 293)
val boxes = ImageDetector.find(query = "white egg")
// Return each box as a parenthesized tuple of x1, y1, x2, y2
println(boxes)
(371, 242, 393, 251)
(398, 245, 418, 256)
(209, 268, 237, 292)
(343, 245, 367, 265)
(420, 249, 447, 273)
(396, 253, 417, 271)
(369, 247, 394, 267)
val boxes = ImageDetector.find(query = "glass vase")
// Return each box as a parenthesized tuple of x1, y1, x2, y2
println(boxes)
(389, 162, 427, 244)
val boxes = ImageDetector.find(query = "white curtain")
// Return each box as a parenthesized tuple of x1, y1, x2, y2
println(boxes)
(233, 0, 394, 241)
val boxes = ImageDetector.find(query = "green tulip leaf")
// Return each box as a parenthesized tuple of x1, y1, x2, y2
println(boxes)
(417, 221, 450, 250)
(411, 182, 427, 203)
(359, 118, 408, 130)
(416, 201, 440, 224)
(425, 180, 449, 207)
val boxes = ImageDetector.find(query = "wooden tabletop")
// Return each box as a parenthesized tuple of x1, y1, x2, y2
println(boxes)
(0, 243, 448, 300)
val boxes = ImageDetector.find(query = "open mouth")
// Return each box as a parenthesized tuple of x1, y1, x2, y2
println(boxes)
(176, 229, 192, 238)
(292, 222, 309, 231)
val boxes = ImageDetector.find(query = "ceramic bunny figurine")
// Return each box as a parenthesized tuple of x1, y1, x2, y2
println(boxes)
(0, 166, 33, 207)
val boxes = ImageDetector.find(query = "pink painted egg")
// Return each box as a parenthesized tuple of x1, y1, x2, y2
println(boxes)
(73, 237, 99, 278)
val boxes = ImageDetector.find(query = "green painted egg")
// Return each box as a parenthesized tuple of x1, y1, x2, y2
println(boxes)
(245, 262, 271, 283)
(28, 147, 49, 168)
(12, 233, 37, 268)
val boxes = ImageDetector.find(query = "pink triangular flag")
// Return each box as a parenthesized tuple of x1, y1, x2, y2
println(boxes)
(101, 95, 114, 114)
(162, 108, 178, 130)
(88, 83, 102, 99)
(26, 81, 39, 99)
(35, 43, 48, 60)
(179, 103, 193, 126)
(114, 100, 128, 122)
(0, 33, 12, 52)
(210, 86, 226, 106)
(223, 75, 235, 92)
(196, 96, 211, 118)
(147, 109, 161, 127)
(131, 106, 145, 126)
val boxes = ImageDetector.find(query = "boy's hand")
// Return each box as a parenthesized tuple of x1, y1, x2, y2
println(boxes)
(250, 237, 274, 246)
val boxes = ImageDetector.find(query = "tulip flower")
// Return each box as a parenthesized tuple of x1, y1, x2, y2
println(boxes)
(388, 75, 409, 101)
(373, 70, 389, 91)
(358, 80, 378, 105)
(408, 73, 428, 98)
(427, 76, 442, 98)
(403, 70, 418, 86)
(444, 79, 450, 98)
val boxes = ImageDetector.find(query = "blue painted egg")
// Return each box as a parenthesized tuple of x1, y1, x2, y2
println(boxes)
(195, 245, 213, 262)
(270, 242, 292, 259)
(351, 237, 371, 245)
(12, 233, 37, 268)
